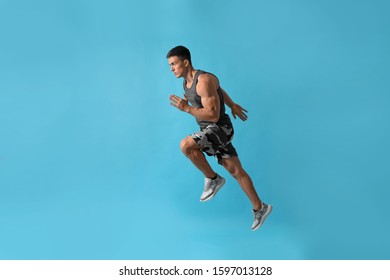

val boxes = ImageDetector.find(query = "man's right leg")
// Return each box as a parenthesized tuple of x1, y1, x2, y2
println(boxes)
(180, 136, 216, 178)
(180, 136, 225, 202)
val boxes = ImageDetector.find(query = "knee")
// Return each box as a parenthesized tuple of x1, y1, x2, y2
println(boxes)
(221, 158, 249, 180)
(225, 165, 246, 179)
(230, 168, 243, 179)
(180, 137, 195, 156)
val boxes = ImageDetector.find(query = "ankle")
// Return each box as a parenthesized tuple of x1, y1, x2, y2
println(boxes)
(207, 173, 218, 180)
(253, 202, 263, 212)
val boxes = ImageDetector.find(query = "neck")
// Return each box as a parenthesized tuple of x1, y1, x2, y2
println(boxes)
(183, 67, 196, 83)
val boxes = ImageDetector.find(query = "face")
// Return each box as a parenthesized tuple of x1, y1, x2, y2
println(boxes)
(168, 56, 188, 78)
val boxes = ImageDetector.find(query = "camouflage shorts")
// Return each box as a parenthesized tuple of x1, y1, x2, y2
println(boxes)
(191, 123, 238, 164)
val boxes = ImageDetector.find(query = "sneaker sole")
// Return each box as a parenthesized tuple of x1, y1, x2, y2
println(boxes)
(252, 205, 273, 231)
(200, 177, 226, 202)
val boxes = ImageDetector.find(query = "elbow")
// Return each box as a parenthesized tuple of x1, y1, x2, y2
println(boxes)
(209, 114, 220, 123)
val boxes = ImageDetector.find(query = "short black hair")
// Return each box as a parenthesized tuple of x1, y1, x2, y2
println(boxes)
(166, 45, 192, 65)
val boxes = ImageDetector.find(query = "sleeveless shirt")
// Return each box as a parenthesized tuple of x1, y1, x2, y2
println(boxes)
(183, 70, 232, 129)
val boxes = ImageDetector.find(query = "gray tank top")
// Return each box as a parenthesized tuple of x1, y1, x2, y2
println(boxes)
(183, 70, 232, 129)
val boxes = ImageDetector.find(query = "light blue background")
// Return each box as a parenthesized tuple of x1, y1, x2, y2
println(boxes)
(0, 0, 389, 259)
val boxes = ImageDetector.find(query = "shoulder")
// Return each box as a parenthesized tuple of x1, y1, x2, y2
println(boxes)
(197, 72, 219, 88)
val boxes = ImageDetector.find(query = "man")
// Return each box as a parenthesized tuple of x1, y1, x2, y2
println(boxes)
(167, 46, 272, 231)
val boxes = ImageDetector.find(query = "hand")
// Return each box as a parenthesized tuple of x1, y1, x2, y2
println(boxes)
(169, 94, 190, 112)
(231, 103, 248, 121)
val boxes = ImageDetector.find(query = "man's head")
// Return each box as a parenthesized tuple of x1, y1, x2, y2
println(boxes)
(166, 45, 192, 65)
(166, 46, 192, 78)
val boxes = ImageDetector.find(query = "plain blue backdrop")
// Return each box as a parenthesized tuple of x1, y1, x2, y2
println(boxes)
(0, 0, 389, 259)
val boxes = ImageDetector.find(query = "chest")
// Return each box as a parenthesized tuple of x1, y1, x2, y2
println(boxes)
(184, 85, 203, 108)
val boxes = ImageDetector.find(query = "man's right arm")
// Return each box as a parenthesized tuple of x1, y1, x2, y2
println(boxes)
(220, 87, 248, 121)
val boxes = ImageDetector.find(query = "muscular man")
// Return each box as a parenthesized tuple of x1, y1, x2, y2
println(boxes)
(167, 46, 272, 231)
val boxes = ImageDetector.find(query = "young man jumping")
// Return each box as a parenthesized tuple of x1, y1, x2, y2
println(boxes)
(167, 46, 272, 231)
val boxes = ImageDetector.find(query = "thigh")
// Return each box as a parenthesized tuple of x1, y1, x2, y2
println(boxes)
(191, 124, 231, 149)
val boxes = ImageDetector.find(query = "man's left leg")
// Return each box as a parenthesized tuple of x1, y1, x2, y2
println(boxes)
(220, 156, 262, 210)
(221, 156, 272, 231)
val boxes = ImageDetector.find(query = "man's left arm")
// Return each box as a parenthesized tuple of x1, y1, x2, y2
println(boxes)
(169, 74, 220, 123)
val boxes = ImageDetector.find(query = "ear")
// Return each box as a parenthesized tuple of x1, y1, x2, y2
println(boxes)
(184, 59, 189, 67)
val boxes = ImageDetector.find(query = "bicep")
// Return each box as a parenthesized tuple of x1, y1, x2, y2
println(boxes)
(197, 76, 219, 111)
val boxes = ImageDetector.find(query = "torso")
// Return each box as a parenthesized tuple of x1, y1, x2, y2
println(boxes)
(183, 70, 231, 129)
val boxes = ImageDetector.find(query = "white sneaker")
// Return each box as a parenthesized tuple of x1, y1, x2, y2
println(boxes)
(251, 203, 272, 231)
(200, 174, 226, 202)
